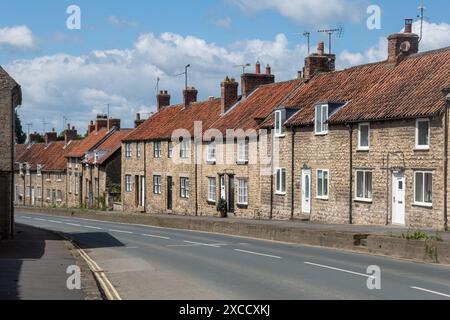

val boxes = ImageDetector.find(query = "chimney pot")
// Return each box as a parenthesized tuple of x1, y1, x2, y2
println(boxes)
(265, 64, 271, 75)
(318, 41, 325, 55)
(404, 18, 413, 33)
(255, 61, 261, 74)
(183, 87, 198, 107)
(157, 90, 171, 111)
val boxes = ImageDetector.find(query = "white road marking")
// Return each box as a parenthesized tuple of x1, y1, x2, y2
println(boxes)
(109, 229, 133, 234)
(22, 216, 32, 219)
(34, 218, 46, 221)
(141, 234, 171, 240)
(305, 262, 371, 278)
(125, 246, 139, 249)
(84, 226, 103, 230)
(234, 249, 282, 259)
(411, 286, 450, 298)
(65, 223, 81, 227)
(183, 240, 224, 248)
(49, 220, 63, 224)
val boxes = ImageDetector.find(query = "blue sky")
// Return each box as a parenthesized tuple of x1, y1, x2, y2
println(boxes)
(1, 0, 449, 133)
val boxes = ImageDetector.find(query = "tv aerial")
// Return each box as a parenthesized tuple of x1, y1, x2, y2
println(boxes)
(317, 25, 344, 54)
(233, 63, 251, 74)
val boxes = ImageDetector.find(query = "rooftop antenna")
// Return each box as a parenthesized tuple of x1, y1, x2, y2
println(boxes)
(294, 31, 311, 55)
(42, 118, 50, 134)
(174, 64, 191, 91)
(317, 25, 344, 54)
(25, 122, 32, 142)
(417, 2, 426, 42)
(233, 63, 251, 74)
(155, 77, 160, 93)
(63, 116, 68, 131)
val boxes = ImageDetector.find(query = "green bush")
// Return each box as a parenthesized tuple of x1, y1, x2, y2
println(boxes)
(400, 229, 442, 242)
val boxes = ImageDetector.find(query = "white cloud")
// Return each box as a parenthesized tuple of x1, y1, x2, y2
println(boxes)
(108, 16, 139, 28)
(7, 32, 307, 133)
(0, 25, 37, 50)
(214, 17, 232, 29)
(229, 0, 362, 25)
(338, 20, 450, 68)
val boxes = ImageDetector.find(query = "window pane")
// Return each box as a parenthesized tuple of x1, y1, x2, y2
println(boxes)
(424, 173, 432, 203)
(275, 112, 280, 134)
(356, 171, 364, 198)
(317, 171, 323, 197)
(323, 171, 329, 196)
(276, 170, 281, 192)
(415, 172, 424, 203)
(418, 121, 429, 146)
(315, 106, 322, 133)
(365, 172, 372, 199)
(282, 170, 286, 193)
(360, 125, 369, 147)
(322, 105, 328, 132)
(305, 176, 310, 198)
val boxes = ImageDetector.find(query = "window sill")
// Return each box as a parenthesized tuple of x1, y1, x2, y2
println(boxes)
(354, 198, 373, 204)
(207, 200, 216, 205)
(275, 192, 286, 196)
(315, 132, 328, 136)
(413, 202, 433, 208)
(237, 203, 249, 209)
(275, 134, 286, 139)
(207, 160, 216, 165)
(236, 160, 249, 165)
(357, 148, 370, 152)
(316, 196, 329, 201)
(414, 147, 430, 152)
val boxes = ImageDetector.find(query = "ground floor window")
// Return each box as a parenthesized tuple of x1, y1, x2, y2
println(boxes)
(207, 177, 216, 202)
(57, 190, 63, 201)
(276, 168, 286, 194)
(125, 175, 132, 192)
(37, 187, 42, 199)
(238, 178, 249, 205)
(356, 170, 373, 201)
(153, 175, 162, 194)
(414, 171, 432, 206)
(75, 173, 79, 195)
(317, 169, 329, 199)
(180, 177, 189, 198)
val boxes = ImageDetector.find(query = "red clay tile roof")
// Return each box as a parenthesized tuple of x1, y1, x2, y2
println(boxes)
(123, 98, 223, 142)
(286, 47, 450, 126)
(85, 129, 133, 165)
(65, 128, 111, 158)
(207, 79, 301, 136)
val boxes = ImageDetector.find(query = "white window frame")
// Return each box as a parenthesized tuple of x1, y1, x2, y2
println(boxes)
(26, 164, 30, 176)
(316, 169, 329, 200)
(180, 177, 189, 199)
(358, 123, 370, 151)
(68, 171, 73, 194)
(36, 186, 42, 199)
(68, 158, 72, 169)
(414, 171, 433, 207)
(237, 139, 249, 163)
(237, 178, 249, 205)
(275, 110, 284, 137)
(153, 175, 162, 194)
(207, 141, 216, 162)
(355, 170, 373, 202)
(168, 142, 173, 159)
(57, 173, 62, 182)
(415, 118, 430, 150)
(154, 141, 162, 158)
(37, 164, 42, 176)
(180, 140, 189, 159)
(315, 104, 329, 135)
(57, 190, 63, 202)
(207, 177, 216, 203)
(75, 173, 79, 195)
(125, 143, 132, 158)
(125, 175, 132, 193)
(136, 143, 141, 158)
(275, 168, 287, 194)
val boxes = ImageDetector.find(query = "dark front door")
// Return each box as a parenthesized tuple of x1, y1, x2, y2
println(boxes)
(228, 175, 235, 214)
(135, 175, 140, 207)
(167, 176, 173, 210)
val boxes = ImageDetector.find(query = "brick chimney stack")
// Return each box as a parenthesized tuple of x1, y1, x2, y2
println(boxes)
(45, 129, 57, 145)
(64, 124, 78, 145)
(135, 113, 145, 128)
(303, 41, 336, 80)
(221, 77, 239, 114)
(28, 132, 40, 144)
(183, 86, 198, 107)
(157, 90, 171, 111)
(387, 19, 419, 65)
(88, 121, 96, 135)
(108, 118, 121, 130)
(241, 61, 275, 97)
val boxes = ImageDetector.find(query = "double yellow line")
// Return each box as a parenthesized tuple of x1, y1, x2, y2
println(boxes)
(75, 245, 122, 300)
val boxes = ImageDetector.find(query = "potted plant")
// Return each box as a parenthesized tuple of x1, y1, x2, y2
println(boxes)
(217, 198, 227, 218)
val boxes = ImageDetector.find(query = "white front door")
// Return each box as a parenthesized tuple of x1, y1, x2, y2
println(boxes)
(392, 173, 406, 225)
(140, 176, 146, 207)
(302, 169, 311, 214)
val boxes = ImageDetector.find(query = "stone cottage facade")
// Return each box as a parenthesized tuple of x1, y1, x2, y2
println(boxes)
(0, 66, 21, 239)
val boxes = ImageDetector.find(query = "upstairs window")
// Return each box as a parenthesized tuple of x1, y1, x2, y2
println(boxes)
(154, 141, 162, 158)
(207, 141, 216, 162)
(358, 123, 370, 150)
(26, 164, 30, 176)
(315, 104, 329, 135)
(238, 140, 249, 163)
(37, 164, 42, 176)
(416, 119, 430, 150)
(125, 143, 132, 158)
(180, 140, 189, 159)
(168, 142, 173, 159)
(136, 143, 141, 158)
(275, 110, 285, 136)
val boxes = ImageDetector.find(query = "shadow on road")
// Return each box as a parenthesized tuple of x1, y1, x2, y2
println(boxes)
(67, 231, 126, 250)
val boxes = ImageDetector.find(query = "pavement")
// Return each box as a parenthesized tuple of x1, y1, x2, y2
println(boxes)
(15, 211, 450, 300)
(0, 223, 101, 300)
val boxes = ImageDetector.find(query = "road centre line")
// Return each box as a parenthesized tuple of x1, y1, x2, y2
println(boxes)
(304, 262, 371, 278)
(65, 223, 81, 227)
(34, 218, 46, 221)
(84, 225, 103, 230)
(411, 286, 450, 298)
(183, 240, 226, 248)
(109, 229, 133, 234)
(234, 249, 282, 259)
(141, 234, 171, 240)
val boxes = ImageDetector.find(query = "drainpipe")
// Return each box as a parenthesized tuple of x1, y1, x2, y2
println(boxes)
(269, 128, 274, 220)
(290, 128, 296, 220)
(444, 96, 449, 231)
(348, 124, 353, 225)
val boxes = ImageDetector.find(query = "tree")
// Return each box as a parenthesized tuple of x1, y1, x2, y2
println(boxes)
(15, 111, 26, 144)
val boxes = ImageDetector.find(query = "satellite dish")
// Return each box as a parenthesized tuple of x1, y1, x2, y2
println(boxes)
(400, 41, 411, 53)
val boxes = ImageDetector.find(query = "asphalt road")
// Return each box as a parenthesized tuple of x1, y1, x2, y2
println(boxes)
(15, 212, 450, 300)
